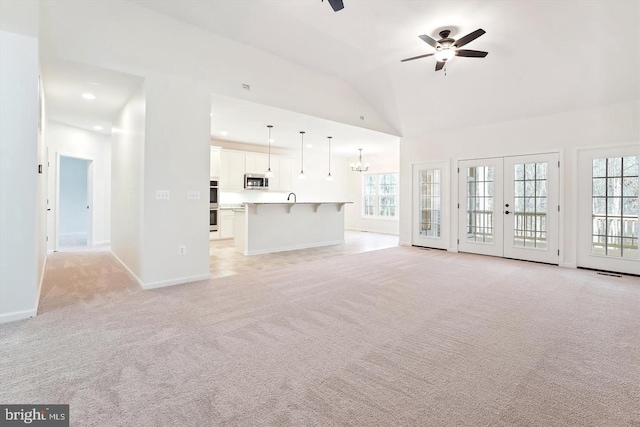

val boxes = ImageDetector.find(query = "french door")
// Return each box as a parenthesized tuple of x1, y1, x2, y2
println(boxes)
(412, 161, 450, 250)
(576, 146, 639, 275)
(458, 153, 559, 264)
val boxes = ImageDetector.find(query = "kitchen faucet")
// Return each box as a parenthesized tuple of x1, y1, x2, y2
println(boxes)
(287, 192, 296, 203)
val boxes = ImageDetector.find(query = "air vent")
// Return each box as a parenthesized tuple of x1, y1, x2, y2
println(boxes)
(597, 272, 623, 278)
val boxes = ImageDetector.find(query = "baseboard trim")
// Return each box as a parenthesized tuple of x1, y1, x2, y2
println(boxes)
(34, 254, 48, 317)
(344, 227, 399, 236)
(110, 251, 144, 288)
(140, 274, 211, 290)
(561, 262, 577, 269)
(245, 240, 345, 256)
(93, 240, 111, 246)
(398, 241, 412, 246)
(0, 309, 37, 324)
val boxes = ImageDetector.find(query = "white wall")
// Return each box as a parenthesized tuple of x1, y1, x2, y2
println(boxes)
(46, 121, 112, 249)
(139, 74, 211, 288)
(111, 83, 145, 281)
(0, 29, 41, 323)
(399, 100, 640, 267)
(345, 150, 400, 235)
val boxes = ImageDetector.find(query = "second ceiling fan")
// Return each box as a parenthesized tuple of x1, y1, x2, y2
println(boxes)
(401, 29, 488, 71)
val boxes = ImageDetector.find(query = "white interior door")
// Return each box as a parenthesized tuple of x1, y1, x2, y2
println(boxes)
(577, 146, 639, 275)
(458, 154, 559, 264)
(412, 162, 449, 250)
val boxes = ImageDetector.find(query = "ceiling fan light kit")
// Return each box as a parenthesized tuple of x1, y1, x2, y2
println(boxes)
(401, 28, 488, 72)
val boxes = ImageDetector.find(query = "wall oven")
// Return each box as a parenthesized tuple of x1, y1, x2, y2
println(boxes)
(210, 180, 218, 231)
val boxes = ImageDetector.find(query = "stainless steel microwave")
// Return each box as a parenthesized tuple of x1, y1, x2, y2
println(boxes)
(244, 173, 269, 190)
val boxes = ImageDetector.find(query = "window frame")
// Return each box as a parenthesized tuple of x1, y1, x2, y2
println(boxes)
(362, 172, 399, 219)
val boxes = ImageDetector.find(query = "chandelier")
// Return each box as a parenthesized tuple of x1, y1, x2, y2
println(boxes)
(350, 148, 369, 172)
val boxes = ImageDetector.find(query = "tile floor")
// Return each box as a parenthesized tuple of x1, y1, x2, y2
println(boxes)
(209, 230, 399, 278)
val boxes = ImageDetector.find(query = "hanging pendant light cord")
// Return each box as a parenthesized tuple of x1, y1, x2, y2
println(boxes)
(328, 137, 332, 173)
(300, 131, 305, 173)
(267, 125, 272, 170)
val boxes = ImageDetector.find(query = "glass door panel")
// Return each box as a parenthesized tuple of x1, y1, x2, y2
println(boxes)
(413, 162, 449, 250)
(504, 153, 559, 264)
(458, 158, 504, 257)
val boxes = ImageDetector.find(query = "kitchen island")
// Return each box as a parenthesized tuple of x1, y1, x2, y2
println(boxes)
(234, 202, 352, 255)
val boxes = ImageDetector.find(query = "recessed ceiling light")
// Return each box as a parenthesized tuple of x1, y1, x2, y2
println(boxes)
(269, 138, 275, 143)
(306, 144, 313, 148)
(82, 93, 96, 100)
(220, 131, 228, 136)
(93, 125, 103, 131)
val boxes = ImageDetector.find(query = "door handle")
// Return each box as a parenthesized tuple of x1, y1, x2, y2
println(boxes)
(505, 210, 511, 214)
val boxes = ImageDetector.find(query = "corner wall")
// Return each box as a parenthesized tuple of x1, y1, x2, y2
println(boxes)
(139, 74, 211, 288)
(0, 29, 41, 323)
(111, 83, 145, 282)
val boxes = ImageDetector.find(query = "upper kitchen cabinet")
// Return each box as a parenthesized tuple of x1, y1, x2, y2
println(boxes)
(220, 150, 245, 191)
(270, 157, 293, 192)
(245, 153, 268, 174)
(210, 146, 221, 179)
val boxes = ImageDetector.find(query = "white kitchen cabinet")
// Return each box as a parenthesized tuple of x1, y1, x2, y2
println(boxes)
(220, 150, 245, 191)
(245, 153, 268, 174)
(270, 157, 293, 192)
(220, 210, 235, 239)
(210, 147, 221, 179)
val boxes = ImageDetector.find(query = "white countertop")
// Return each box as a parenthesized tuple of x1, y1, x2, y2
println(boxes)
(242, 201, 353, 205)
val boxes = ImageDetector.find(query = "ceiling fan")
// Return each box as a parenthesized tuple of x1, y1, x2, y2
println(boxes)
(323, 0, 344, 12)
(401, 29, 488, 71)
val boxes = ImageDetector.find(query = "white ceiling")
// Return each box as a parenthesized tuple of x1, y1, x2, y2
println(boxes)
(211, 94, 398, 155)
(133, 0, 639, 135)
(41, 59, 143, 134)
(42, 0, 639, 148)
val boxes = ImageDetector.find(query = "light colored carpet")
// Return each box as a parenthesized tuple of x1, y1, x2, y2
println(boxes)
(1, 247, 639, 426)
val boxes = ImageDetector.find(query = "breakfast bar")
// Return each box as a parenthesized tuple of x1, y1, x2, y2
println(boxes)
(234, 202, 352, 255)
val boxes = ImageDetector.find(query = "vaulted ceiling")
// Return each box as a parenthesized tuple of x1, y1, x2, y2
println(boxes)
(132, 0, 639, 136)
(39, 1, 639, 150)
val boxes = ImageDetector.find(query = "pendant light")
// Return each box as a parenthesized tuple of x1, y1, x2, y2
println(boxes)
(264, 125, 274, 178)
(326, 136, 334, 181)
(350, 148, 370, 172)
(298, 131, 306, 180)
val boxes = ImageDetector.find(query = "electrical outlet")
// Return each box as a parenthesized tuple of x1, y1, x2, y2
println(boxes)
(187, 191, 200, 200)
(178, 245, 186, 255)
(156, 190, 170, 200)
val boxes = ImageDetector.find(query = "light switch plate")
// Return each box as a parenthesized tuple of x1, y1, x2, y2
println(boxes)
(187, 191, 200, 200)
(156, 190, 170, 200)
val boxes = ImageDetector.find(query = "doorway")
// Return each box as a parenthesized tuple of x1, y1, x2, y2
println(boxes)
(57, 155, 92, 250)
(458, 153, 560, 264)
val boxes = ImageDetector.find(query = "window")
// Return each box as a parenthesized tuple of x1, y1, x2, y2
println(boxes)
(363, 173, 398, 218)
(592, 156, 639, 259)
